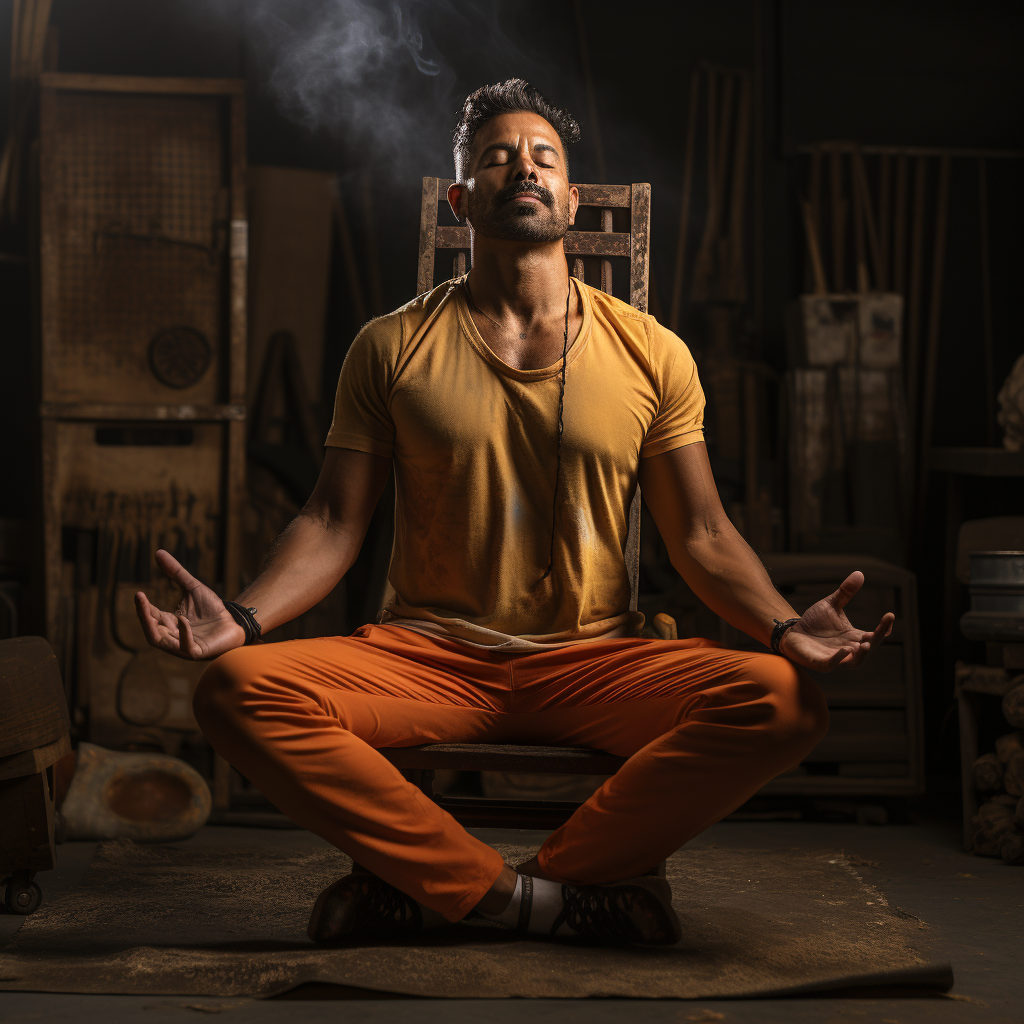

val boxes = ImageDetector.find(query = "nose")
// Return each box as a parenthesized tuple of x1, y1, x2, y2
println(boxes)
(511, 145, 539, 183)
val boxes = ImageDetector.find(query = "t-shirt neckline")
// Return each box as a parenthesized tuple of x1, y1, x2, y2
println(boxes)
(455, 274, 592, 382)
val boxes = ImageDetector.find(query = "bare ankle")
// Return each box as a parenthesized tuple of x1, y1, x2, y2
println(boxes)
(474, 863, 518, 915)
(514, 855, 555, 881)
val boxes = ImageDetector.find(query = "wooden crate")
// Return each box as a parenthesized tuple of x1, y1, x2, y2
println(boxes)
(35, 75, 246, 757)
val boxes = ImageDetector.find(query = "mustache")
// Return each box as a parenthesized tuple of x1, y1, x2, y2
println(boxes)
(494, 180, 554, 207)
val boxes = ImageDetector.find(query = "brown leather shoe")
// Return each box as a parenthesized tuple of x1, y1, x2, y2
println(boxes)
(552, 875, 681, 945)
(308, 871, 427, 944)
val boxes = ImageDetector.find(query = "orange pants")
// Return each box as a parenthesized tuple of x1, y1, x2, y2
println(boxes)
(194, 623, 828, 922)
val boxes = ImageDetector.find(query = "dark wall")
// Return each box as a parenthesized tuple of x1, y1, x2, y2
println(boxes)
(0, 0, 1020, 795)
(0, 0, 1020, 531)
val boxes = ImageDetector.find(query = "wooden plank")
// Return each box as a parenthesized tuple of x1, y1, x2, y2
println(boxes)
(629, 183, 651, 312)
(0, 733, 71, 780)
(223, 418, 246, 597)
(40, 72, 244, 96)
(432, 224, 632, 258)
(40, 403, 245, 421)
(433, 224, 470, 250)
(228, 89, 248, 405)
(417, 177, 439, 295)
(379, 743, 626, 775)
(575, 183, 631, 207)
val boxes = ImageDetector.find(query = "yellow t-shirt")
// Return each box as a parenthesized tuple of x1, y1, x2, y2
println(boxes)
(326, 276, 705, 649)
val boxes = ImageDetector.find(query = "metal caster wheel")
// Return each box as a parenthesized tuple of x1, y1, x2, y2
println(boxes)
(4, 876, 42, 915)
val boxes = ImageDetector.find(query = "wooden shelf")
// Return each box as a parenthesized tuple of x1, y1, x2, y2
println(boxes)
(40, 402, 245, 422)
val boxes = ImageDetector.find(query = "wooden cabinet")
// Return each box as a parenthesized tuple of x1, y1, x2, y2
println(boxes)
(36, 74, 246, 755)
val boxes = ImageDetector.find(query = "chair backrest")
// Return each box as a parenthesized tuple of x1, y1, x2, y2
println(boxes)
(417, 178, 651, 310)
(416, 178, 651, 611)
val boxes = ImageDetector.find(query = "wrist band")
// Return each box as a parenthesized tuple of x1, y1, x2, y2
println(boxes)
(225, 601, 262, 645)
(770, 617, 800, 655)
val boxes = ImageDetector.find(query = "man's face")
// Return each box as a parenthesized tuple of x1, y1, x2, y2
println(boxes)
(460, 111, 577, 243)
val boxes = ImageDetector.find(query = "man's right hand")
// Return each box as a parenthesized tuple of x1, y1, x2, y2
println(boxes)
(135, 549, 246, 661)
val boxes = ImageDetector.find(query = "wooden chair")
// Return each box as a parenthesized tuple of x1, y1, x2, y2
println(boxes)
(379, 179, 658, 831)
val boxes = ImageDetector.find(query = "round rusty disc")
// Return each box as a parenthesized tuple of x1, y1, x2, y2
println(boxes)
(148, 327, 212, 389)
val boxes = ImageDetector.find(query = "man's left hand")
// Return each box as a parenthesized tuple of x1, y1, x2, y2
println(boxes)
(779, 571, 894, 673)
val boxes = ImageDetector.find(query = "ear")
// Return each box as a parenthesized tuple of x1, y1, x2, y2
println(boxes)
(447, 181, 468, 222)
(568, 184, 579, 227)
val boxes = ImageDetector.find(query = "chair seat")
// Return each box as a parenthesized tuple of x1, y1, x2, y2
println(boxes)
(378, 743, 625, 775)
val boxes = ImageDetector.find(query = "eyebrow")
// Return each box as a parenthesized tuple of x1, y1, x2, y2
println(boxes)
(478, 141, 561, 162)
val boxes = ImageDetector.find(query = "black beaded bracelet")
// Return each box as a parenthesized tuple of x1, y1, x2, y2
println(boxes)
(225, 601, 262, 645)
(770, 617, 800, 655)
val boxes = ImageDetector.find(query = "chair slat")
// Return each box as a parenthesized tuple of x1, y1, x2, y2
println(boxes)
(575, 183, 632, 207)
(629, 182, 651, 312)
(434, 224, 631, 258)
(380, 743, 626, 775)
(417, 176, 440, 295)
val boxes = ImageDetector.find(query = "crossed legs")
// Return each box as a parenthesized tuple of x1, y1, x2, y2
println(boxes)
(193, 624, 828, 921)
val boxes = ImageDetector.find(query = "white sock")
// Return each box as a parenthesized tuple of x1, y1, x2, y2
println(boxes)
(478, 874, 573, 936)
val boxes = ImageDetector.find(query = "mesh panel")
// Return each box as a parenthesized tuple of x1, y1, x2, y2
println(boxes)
(45, 91, 228, 403)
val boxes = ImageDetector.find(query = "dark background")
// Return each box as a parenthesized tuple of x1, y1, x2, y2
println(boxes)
(0, 0, 1021, 804)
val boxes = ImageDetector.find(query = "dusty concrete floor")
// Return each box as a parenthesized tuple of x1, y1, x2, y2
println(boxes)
(1, 816, 1021, 1023)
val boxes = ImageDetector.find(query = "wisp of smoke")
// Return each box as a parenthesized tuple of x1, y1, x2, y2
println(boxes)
(241, 0, 555, 182)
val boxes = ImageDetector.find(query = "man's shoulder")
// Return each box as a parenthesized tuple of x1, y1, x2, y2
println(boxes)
(583, 281, 652, 327)
(357, 278, 461, 350)
(583, 282, 692, 362)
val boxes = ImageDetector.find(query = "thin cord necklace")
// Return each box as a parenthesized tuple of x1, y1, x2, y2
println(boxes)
(540, 283, 571, 581)
(462, 278, 572, 583)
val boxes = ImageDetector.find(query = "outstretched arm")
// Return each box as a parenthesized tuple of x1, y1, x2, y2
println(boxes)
(135, 447, 392, 660)
(638, 441, 893, 672)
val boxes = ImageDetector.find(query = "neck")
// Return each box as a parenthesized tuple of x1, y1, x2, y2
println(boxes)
(465, 235, 570, 319)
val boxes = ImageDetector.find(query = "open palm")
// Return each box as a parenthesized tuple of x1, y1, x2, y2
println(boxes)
(780, 571, 894, 672)
(134, 549, 245, 661)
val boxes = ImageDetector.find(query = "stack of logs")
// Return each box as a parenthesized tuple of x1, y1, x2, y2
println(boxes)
(972, 679, 1024, 864)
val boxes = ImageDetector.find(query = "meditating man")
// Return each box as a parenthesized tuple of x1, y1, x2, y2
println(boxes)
(136, 79, 893, 946)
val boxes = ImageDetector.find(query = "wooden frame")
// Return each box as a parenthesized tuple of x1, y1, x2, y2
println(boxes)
(36, 73, 247, 684)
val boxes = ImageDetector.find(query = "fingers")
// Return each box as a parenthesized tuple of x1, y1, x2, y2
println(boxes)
(177, 614, 201, 660)
(826, 643, 859, 670)
(842, 612, 897, 667)
(830, 571, 865, 611)
(134, 591, 181, 654)
(154, 548, 201, 592)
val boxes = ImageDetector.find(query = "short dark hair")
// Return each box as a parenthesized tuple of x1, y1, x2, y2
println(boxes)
(453, 78, 580, 181)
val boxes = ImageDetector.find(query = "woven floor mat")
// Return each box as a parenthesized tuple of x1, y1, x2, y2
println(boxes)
(0, 830, 952, 999)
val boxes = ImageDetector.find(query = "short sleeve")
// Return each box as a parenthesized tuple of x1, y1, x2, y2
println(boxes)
(640, 320, 706, 457)
(324, 314, 401, 456)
